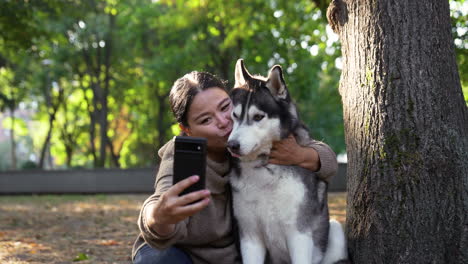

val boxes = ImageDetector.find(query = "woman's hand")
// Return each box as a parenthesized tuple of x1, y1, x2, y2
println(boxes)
(145, 175, 211, 236)
(269, 134, 320, 172)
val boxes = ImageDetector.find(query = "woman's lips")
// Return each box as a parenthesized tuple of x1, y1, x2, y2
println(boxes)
(221, 125, 233, 138)
(222, 131, 231, 138)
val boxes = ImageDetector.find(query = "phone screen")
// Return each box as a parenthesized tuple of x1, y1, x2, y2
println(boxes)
(173, 136, 207, 196)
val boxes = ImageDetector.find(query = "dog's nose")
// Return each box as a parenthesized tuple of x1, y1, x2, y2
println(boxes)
(227, 140, 240, 152)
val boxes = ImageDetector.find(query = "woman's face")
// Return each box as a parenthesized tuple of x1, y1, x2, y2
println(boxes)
(181, 87, 233, 158)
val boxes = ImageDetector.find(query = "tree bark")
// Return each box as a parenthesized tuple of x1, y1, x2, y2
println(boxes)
(327, 0, 468, 263)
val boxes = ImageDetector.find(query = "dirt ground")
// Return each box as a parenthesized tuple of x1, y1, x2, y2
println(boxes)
(0, 192, 347, 264)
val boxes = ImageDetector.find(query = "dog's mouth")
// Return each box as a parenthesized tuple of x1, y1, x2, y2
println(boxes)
(227, 143, 259, 159)
(227, 147, 241, 158)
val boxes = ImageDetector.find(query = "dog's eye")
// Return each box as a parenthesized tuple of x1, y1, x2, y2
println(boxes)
(233, 112, 239, 119)
(253, 114, 264, 121)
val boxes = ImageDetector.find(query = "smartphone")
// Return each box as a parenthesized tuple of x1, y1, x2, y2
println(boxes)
(173, 136, 207, 196)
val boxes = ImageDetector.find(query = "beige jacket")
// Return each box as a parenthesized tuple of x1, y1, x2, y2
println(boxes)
(132, 137, 338, 263)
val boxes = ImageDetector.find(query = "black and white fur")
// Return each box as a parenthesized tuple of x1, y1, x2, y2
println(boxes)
(227, 59, 348, 264)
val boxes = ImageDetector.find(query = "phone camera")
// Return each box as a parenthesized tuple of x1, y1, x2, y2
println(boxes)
(197, 145, 201, 150)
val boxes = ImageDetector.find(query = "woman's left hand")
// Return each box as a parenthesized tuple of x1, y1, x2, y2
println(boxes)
(269, 134, 320, 171)
(269, 134, 305, 165)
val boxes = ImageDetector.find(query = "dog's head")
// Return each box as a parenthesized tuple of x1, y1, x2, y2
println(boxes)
(227, 59, 299, 160)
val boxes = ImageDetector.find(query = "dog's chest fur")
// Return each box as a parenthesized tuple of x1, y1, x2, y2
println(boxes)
(230, 162, 313, 259)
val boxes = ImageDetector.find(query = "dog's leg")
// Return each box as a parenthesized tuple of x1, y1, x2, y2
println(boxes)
(287, 231, 319, 264)
(240, 236, 266, 264)
(321, 219, 348, 264)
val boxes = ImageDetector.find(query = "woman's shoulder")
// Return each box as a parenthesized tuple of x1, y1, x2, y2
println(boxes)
(154, 138, 175, 188)
(158, 137, 176, 160)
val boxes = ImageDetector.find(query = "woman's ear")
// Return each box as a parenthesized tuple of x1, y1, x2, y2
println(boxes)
(179, 123, 191, 136)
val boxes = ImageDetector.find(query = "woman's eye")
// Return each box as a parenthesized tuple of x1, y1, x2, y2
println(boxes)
(201, 118, 211, 124)
(253, 114, 264, 121)
(221, 103, 230, 111)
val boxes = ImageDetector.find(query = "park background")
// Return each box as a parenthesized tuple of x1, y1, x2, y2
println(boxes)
(0, 0, 467, 263)
(1, 0, 466, 171)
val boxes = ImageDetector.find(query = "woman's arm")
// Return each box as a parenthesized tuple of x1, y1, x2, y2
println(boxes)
(144, 176, 210, 236)
(138, 139, 210, 249)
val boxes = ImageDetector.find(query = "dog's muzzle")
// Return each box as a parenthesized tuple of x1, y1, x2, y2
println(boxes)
(227, 140, 241, 157)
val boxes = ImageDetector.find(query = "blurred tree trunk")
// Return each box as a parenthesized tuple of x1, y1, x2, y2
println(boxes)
(62, 130, 74, 168)
(82, 13, 116, 168)
(39, 82, 63, 169)
(1, 64, 18, 169)
(327, 0, 468, 263)
(107, 140, 120, 167)
(156, 92, 169, 151)
(59, 96, 81, 168)
(9, 107, 16, 169)
(99, 13, 115, 167)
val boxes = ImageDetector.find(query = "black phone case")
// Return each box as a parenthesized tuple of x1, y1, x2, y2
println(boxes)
(173, 136, 207, 196)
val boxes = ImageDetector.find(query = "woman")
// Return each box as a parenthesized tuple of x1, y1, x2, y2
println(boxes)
(132, 71, 338, 264)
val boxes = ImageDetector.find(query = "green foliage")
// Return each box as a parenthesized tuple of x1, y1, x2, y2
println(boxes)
(0, 0, 466, 169)
(20, 160, 38, 169)
(451, 0, 468, 104)
(2, 117, 28, 136)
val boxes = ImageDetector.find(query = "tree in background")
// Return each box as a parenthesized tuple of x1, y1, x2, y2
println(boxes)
(108, 0, 345, 166)
(328, 0, 468, 262)
(451, 0, 468, 104)
(0, 50, 33, 169)
(0, 0, 64, 168)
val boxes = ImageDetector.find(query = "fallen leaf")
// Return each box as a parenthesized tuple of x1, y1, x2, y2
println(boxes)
(73, 252, 90, 261)
(99, 239, 119, 246)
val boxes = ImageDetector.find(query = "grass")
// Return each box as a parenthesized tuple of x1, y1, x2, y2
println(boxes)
(0, 192, 347, 263)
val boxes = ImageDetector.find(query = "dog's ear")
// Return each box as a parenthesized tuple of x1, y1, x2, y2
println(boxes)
(266, 65, 288, 99)
(235, 59, 253, 88)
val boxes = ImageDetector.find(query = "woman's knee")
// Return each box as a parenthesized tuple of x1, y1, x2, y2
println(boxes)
(133, 244, 192, 264)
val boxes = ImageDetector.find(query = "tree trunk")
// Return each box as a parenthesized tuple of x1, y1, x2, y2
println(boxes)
(9, 108, 16, 169)
(107, 140, 120, 168)
(157, 93, 168, 150)
(59, 101, 76, 168)
(327, 0, 468, 263)
(98, 13, 115, 168)
(77, 70, 98, 167)
(65, 140, 73, 168)
(39, 116, 54, 169)
(39, 82, 63, 169)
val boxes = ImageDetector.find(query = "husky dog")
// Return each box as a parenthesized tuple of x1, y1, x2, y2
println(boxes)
(227, 59, 348, 264)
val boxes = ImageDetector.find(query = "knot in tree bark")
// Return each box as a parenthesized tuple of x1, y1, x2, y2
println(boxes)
(327, 0, 347, 34)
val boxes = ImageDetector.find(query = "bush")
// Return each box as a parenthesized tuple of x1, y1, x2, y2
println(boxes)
(20, 160, 38, 169)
